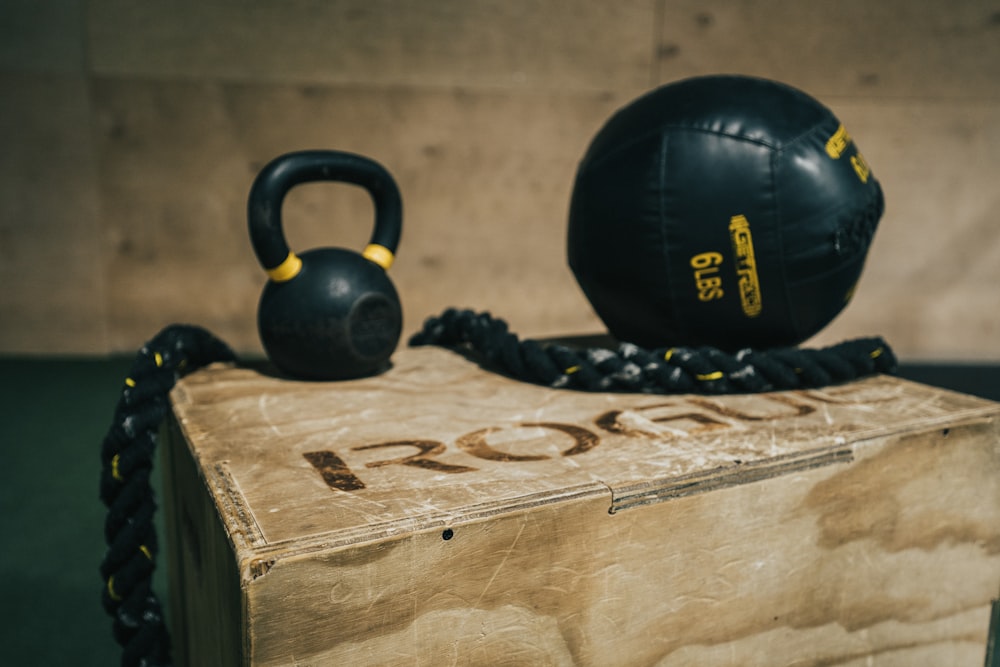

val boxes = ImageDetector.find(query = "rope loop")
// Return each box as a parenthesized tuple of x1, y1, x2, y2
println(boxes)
(410, 309, 897, 394)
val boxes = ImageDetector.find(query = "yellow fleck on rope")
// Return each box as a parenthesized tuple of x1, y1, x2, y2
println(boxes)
(565, 365, 581, 375)
(124, 378, 136, 388)
(154, 352, 163, 367)
(139, 545, 153, 561)
(111, 454, 123, 481)
(107, 577, 122, 601)
(870, 347, 883, 359)
(696, 371, 724, 381)
(663, 348, 675, 362)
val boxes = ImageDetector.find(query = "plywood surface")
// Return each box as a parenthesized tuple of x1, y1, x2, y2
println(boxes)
(166, 348, 1000, 665)
(244, 442, 998, 665)
(170, 347, 999, 552)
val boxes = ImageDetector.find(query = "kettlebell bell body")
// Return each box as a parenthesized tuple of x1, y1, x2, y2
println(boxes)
(248, 150, 403, 380)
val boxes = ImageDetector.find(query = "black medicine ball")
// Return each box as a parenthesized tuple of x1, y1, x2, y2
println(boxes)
(567, 75, 884, 350)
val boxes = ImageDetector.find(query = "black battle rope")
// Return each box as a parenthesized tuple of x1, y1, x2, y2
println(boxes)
(99, 325, 235, 667)
(410, 309, 898, 393)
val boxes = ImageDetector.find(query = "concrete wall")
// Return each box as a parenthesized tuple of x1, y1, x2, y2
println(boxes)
(2, 1, 998, 360)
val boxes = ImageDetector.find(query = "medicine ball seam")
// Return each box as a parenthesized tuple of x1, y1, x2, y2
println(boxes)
(768, 143, 798, 338)
(654, 124, 783, 150)
(577, 127, 672, 176)
(582, 73, 835, 170)
(834, 188, 883, 258)
(774, 118, 840, 158)
(582, 124, 790, 178)
(782, 254, 869, 287)
(656, 131, 677, 344)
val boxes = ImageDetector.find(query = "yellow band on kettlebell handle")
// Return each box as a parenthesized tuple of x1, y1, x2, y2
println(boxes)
(362, 244, 395, 271)
(267, 252, 303, 282)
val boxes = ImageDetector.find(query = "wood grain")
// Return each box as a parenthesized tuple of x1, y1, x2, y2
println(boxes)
(87, 0, 656, 93)
(654, 0, 1000, 100)
(1, 2, 998, 359)
(164, 348, 1000, 665)
(94, 79, 621, 352)
(162, 418, 243, 666)
(0, 73, 108, 353)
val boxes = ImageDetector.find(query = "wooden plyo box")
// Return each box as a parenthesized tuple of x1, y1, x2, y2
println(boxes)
(162, 347, 1000, 666)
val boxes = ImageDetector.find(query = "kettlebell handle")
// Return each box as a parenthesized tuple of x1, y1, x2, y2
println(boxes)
(248, 150, 402, 282)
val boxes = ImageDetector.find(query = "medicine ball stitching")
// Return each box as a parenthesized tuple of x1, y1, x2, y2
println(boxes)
(588, 96, 825, 165)
(658, 124, 785, 150)
(772, 119, 884, 262)
(776, 115, 841, 152)
(580, 118, 789, 179)
(768, 137, 803, 338)
(409, 308, 897, 395)
(576, 126, 667, 175)
(833, 193, 883, 257)
(656, 131, 676, 334)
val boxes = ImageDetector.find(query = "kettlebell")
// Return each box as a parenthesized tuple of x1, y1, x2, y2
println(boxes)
(248, 150, 403, 380)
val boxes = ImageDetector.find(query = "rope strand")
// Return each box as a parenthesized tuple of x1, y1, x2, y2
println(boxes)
(409, 308, 897, 393)
(99, 325, 235, 667)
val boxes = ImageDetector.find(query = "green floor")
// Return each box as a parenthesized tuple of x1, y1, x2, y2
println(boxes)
(1, 357, 142, 664)
(1, 355, 997, 665)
